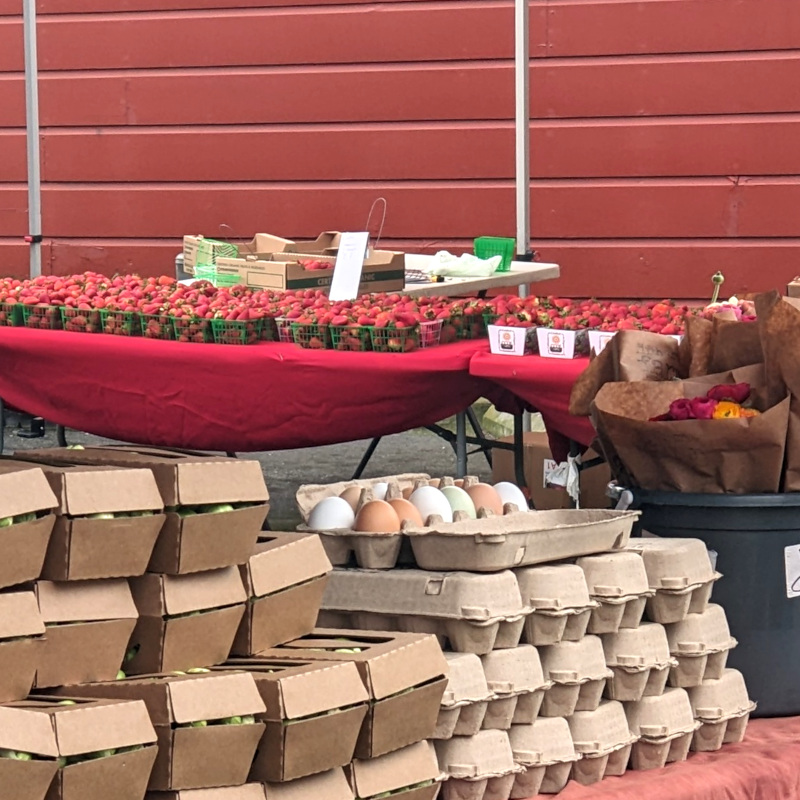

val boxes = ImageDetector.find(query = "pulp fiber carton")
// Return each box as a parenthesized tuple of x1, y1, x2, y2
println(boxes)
(263, 767, 354, 800)
(319, 568, 532, 655)
(2, 458, 164, 581)
(56, 671, 266, 791)
(264, 629, 449, 758)
(0, 590, 45, 702)
(232, 533, 331, 656)
(508, 718, 579, 799)
(687, 669, 756, 752)
(347, 741, 442, 800)
(22, 447, 270, 575)
(480, 646, 551, 729)
(0, 697, 157, 800)
(219, 659, 369, 782)
(34, 578, 138, 688)
(127, 568, 247, 675)
(148, 788, 267, 800)
(434, 652, 492, 739)
(0, 463, 58, 589)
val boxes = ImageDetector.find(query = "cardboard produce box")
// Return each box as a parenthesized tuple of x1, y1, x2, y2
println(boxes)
(0, 590, 45, 702)
(0, 696, 157, 800)
(19, 448, 270, 575)
(127, 567, 247, 675)
(347, 741, 442, 800)
(56, 671, 266, 791)
(232, 533, 331, 656)
(220, 659, 369, 782)
(491, 432, 611, 510)
(148, 788, 266, 800)
(263, 768, 354, 800)
(34, 578, 138, 688)
(2, 459, 164, 581)
(182, 234, 287, 275)
(265, 629, 449, 759)
(0, 463, 58, 589)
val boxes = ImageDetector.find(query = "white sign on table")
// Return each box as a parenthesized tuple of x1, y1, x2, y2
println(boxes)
(328, 231, 370, 301)
(784, 545, 800, 599)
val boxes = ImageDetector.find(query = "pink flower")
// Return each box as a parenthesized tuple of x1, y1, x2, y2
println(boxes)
(688, 397, 718, 420)
(707, 383, 751, 404)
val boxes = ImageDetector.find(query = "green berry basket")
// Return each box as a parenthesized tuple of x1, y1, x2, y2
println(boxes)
(449, 313, 488, 340)
(20, 304, 62, 330)
(99, 309, 140, 337)
(172, 316, 213, 343)
(274, 317, 295, 343)
(259, 315, 279, 342)
(211, 317, 263, 345)
(140, 313, 175, 340)
(60, 306, 102, 333)
(290, 322, 331, 350)
(370, 324, 423, 353)
(0, 302, 21, 326)
(329, 324, 372, 352)
(473, 236, 515, 272)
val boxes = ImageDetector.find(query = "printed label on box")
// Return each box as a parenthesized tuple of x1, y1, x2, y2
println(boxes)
(488, 325, 531, 357)
(784, 545, 800, 599)
(588, 330, 616, 355)
(536, 328, 576, 359)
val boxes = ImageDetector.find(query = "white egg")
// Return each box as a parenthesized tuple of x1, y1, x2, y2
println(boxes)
(493, 481, 529, 512)
(440, 485, 477, 519)
(372, 482, 389, 501)
(409, 486, 453, 524)
(307, 496, 356, 530)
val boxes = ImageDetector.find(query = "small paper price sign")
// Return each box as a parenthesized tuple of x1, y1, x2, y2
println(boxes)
(329, 232, 370, 301)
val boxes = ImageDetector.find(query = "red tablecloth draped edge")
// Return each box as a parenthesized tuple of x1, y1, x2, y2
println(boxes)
(0, 329, 504, 452)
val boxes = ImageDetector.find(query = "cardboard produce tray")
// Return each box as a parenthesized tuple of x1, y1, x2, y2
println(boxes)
(435, 730, 521, 800)
(665, 604, 738, 688)
(601, 622, 677, 702)
(320, 568, 532, 654)
(626, 687, 700, 771)
(0, 590, 45, 703)
(508, 717, 579, 799)
(348, 741, 443, 800)
(628, 537, 721, 624)
(403, 509, 638, 572)
(434, 652, 493, 739)
(515, 563, 598, 646)
(687, 668, 756, 752)
(263, 768, 353, 800)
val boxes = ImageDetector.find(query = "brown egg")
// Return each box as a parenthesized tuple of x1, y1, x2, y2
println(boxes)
(388, 498, 425, 527)
(353, 500, 401, 532)
(466, 483, 504, 516)
(339, 486, 362, 512)
(428, 479, 441, 488)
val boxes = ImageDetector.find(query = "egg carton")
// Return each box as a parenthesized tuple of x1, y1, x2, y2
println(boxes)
(665, 604, 738, 688)
(436, 730, 522, 800)
(538, 636, 613, 717)
(687, 668, 756, 752)
(568, 700, 638, 786)
(320, 568, 532, 655)
(601, 622, 678, 702)
(515, 563, 597, 646)
(508, 717, 579, 798)
(625, 687, 700, 770)
(577, 551, 654, 634)
(435, 652, 494, 739)
(480, 645, 552, 729)
(311, 529, 406, 570)
(627, 538, 722, 624)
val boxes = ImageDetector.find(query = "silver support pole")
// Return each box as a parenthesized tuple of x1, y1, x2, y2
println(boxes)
(514, 0, 530, 286)
(23, 0, 42, 278)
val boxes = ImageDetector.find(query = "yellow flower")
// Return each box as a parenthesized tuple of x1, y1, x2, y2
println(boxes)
(712, 401, 745, 419)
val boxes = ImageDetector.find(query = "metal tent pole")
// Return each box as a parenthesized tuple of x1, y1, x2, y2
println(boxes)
(514, 0, 530, 291)
(23, 0, 42, 278)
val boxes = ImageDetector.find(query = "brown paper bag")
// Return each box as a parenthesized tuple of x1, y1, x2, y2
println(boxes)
(591, 369, 789, 494)
(708, 317, 763, 373)
(680, 317, 714, 377)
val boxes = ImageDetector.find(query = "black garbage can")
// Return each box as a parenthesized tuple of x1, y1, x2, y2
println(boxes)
(630, 489, 800, 717)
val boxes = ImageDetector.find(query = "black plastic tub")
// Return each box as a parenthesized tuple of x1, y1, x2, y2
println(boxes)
(631, 489, 800, 718)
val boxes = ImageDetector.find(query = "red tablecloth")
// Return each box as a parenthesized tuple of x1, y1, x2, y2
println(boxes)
(548, 717, 800, 800)
(0, 329, 501, 452)
(470, 350, 595, 461)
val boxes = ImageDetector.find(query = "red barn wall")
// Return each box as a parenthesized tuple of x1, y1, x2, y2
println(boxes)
(1, 0, 800, 298)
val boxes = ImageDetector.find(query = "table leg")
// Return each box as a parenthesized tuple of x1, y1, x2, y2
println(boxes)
(56, 425, 67, 447)
(456, 412, 467, 478)
(466, 406, 492, 468)
(513, 412, 530, 505)
(352, 437, 382, 480)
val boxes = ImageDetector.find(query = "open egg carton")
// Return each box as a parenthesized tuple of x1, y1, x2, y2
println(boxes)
(480, 645, 552, 729)
(664, 604, 738, 688)
(687, 668, 756, 752)
(568, 699, 638, 786)
(298, 474, 638, 571)
(434, 652, 494, 739)
(625, 687, 700, 771)
(508, 717, 579, 798)
(577, 551, 654, 634)
(515, 563, 598, 646)
(435, 729, 522, 800)
(538, 635, 613, 717)
(627, 537, 721, 624)
(318, 567, 532, 654)
(601, 622, 678, 702)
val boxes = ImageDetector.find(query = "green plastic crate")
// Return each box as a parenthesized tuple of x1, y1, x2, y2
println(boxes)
(211, 317, 263, 345)
(369, 324, 421, 353)
(140, 313, 175, 341)
(20, 304, 61, 330)
(330, 324, 372, 352)
(290, 322, 331, 350)
(0, 302, 21, 327)
(99, 309, 140, 337)
(474, 236, 515, 272)
(60, 306, 101, 333)
(172, 316, 213, 343)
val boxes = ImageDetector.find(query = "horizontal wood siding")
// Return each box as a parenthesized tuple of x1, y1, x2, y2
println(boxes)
(0, 0, 799, 296)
